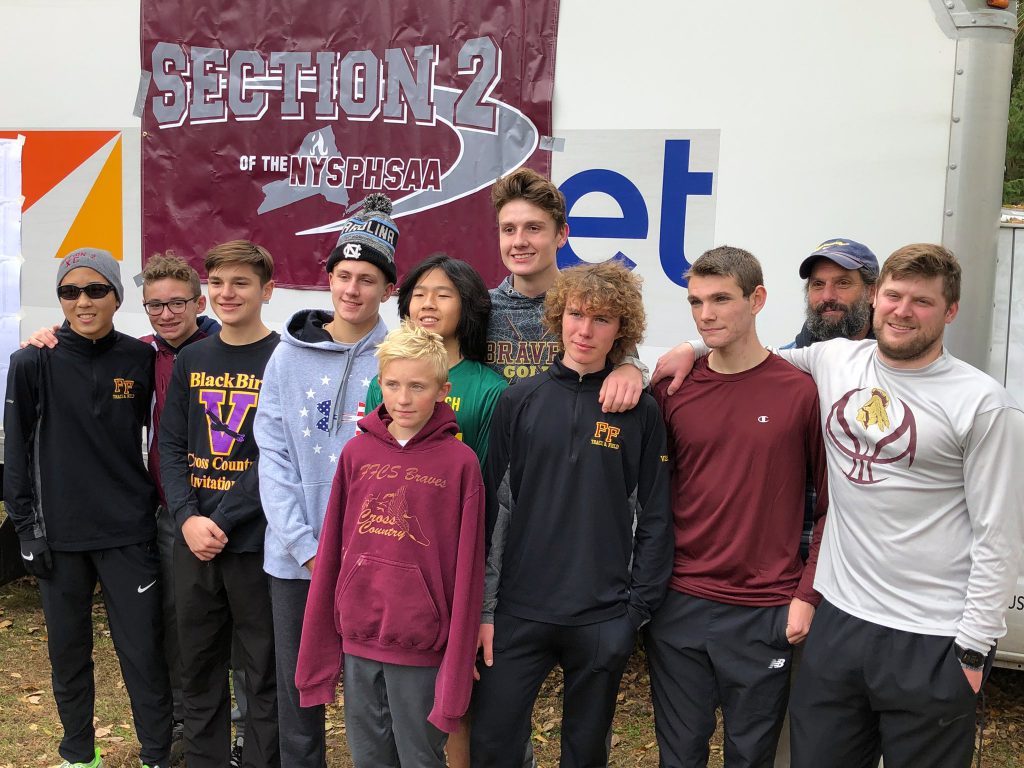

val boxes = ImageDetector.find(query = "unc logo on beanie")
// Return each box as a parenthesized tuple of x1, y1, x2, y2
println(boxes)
(325, 194, 399, 282)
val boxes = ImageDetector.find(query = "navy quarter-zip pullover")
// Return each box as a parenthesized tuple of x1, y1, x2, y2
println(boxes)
(4, 324, 157, 549)
(483, 357, 672, 628)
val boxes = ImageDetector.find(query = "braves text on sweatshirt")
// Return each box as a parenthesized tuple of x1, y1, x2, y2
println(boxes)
(295, 402, 485, 734)
(485, 276, 559, 384)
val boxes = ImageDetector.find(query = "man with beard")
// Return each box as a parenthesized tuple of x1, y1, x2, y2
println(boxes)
(786, 238, 878, 348)
(652, 244, 1024, 768)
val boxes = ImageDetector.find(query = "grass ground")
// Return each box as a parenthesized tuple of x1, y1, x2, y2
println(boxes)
(2, 577, 1022, 767)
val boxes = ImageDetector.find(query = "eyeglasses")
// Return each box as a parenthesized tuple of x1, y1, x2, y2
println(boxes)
(142, 296, 201, 316)
(57, 283, 116, 301)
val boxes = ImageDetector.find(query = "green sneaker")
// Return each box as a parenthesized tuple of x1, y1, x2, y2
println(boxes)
(58, 747, 102, 768)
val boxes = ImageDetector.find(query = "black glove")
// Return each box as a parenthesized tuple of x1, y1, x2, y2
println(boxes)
(19, 537, 53, 579)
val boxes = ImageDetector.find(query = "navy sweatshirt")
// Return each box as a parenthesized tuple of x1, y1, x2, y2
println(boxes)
(4, 325, 157, 550)
(484, 357, 673, 628)
(159, 332, 279, 553)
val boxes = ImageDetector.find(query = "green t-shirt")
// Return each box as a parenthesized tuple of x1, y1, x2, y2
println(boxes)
(365, 358, 508, 464)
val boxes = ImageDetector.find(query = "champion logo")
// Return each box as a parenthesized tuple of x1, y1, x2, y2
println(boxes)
(768, 658, 787, 669)
(757, 416, 770, 423)
(137, 580, 157, 594)
(20, 551, 34, 561)
(342, 243, 362, 259)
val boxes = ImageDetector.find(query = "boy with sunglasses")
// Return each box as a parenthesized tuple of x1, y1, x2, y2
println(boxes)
(24, 253, 222, 762)
(4, 248, 173, 768)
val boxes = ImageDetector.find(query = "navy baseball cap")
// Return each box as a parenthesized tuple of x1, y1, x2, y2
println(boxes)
(798, 238, 879, 279)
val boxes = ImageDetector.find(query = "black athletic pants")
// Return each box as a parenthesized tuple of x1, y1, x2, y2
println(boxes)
(173, 543, 279, 768)
(38, 543, 172, 766)
(269, 576, 326, 768)
(471, 612, 636, 768)
(645, 591, 793, 768)
(789, 600, 987, 768)
(155, 505, 184, 723)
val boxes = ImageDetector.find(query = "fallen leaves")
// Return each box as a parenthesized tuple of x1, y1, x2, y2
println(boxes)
(19, 689, 44, 706)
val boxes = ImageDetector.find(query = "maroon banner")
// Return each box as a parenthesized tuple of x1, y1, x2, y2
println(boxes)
(141, 1, 559, 289)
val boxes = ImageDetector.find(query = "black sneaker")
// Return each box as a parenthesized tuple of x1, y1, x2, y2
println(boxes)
(229, 735, 243, 768)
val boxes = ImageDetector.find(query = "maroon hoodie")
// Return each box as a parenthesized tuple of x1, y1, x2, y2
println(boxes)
(295, 401, 485, 734)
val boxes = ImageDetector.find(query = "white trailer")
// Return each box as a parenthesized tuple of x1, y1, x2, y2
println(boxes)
(0, 0, 1020, 663)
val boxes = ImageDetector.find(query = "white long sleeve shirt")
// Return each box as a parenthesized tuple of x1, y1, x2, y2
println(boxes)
(690, 338, 1024, 653)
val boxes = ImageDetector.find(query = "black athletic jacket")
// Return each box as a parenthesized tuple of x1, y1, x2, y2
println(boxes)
(484, 357, 673, 628)
(3, 325, 157, 550)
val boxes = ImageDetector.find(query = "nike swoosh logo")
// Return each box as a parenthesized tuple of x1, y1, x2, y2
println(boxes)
(20, 551, 34, 561)
(137, 580, 157, 594)
(938, 713, 970, 727)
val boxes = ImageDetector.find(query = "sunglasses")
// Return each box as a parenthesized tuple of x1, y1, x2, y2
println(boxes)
(57, 283, 116, 301)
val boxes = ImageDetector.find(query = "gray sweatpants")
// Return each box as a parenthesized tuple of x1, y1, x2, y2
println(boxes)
(343, 654, 446, 767)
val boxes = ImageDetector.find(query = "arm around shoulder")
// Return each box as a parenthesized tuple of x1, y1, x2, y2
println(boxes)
(651, 341, 706, 396)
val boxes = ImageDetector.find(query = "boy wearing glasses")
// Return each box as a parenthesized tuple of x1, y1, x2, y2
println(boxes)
(139, 255, 221, 756)
(4, 248, 172, 768)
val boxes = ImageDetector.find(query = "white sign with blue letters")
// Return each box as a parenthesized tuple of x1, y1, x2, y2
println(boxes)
(551, 130, 719, 348)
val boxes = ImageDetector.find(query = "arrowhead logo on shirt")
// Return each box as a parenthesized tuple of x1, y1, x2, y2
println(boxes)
(826, 386, 917, 485)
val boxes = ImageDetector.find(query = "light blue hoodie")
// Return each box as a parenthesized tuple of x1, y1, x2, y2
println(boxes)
(255, 309, 388, 580)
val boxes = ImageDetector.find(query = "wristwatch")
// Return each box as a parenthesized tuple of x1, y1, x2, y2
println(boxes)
(954, 643, 985, 670)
